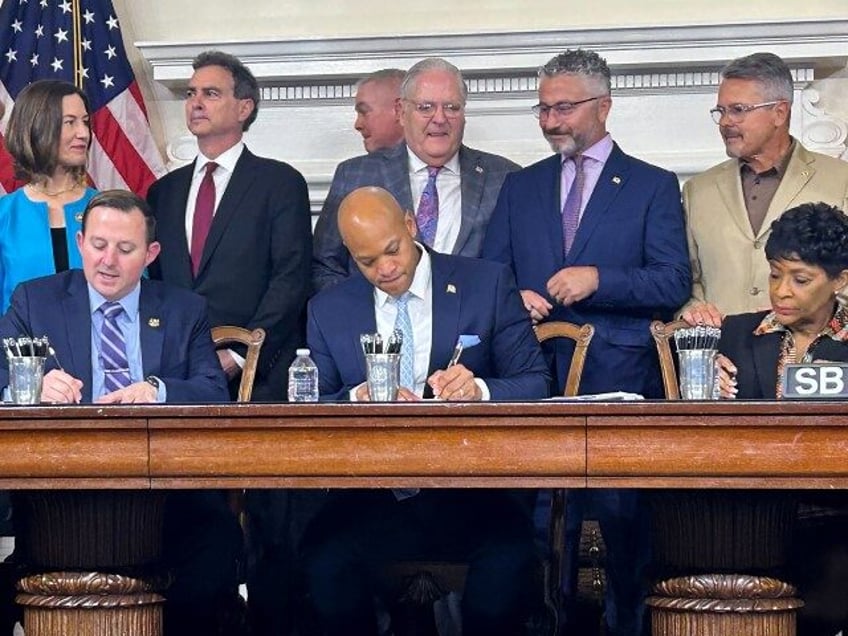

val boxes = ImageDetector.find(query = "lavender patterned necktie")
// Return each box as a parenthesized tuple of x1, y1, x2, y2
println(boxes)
(562, 155, 585, 256)
(416, 166, 441, 247)
(100, 301, 131, 391)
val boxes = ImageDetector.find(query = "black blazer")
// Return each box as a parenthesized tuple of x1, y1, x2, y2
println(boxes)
(719, 310, 848, 399)
(147, 147, 313, 400)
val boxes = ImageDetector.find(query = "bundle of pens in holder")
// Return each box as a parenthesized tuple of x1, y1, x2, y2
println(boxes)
(3, 336, 52, 405)
(674, 326, 722, 400)
(360, 331, 403, 401)
(360, 330, 403, 355)
(3, 336, 54, 360)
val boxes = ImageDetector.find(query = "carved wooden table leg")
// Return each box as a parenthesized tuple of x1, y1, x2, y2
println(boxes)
(647, 574, 803, 636)
(648, 492, 801, 636)
(14, 491, 166, 636)
(17, 571, 164, 636)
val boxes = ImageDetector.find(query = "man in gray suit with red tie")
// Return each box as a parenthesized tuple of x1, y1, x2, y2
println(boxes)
(312, 57, 520, 292)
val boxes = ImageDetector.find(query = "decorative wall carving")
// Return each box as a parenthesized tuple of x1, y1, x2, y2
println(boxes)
(136, 20, 848, 212)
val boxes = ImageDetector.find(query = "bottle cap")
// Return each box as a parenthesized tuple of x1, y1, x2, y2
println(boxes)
(296, 348, 311, 356)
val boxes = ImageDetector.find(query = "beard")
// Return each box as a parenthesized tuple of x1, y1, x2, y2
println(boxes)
(543, 130, 580, 157)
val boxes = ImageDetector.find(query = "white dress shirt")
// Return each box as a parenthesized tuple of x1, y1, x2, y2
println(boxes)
(184, 141, 244, 248)
(408, 151, 461, 254)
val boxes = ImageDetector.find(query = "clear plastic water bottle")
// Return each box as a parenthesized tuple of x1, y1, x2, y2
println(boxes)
(288, 348, 319, 402)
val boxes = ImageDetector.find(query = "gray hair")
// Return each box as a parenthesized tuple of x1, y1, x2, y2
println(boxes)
(401, 58, 468, 103)
(356, 68, 406, 91)
(539, 49, 611, 95)
(193, 50, 261, 130)
(721, 52, 794, 104)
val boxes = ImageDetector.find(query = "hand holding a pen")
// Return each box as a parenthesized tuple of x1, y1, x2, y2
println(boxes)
(41, 369, 83, 404)
(428, 363, 480, 401)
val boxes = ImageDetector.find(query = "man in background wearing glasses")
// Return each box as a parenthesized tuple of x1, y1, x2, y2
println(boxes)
(312, 57, 519, 292)
(482, 49, 691, 636)
(683, 52, 848, 324)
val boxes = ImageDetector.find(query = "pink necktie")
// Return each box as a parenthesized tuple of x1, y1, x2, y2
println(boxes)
(561, 155, 585, 256)
(190, 161, 218, 276)
(416, 166, 441, 247)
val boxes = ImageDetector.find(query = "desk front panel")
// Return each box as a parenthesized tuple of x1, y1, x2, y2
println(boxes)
(0, 407, 149, 488)
(148, 403, 586, 488)
(587, 402, 848, 489)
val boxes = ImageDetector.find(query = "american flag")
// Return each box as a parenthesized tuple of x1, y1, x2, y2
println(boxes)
(0, 0, 165, 195)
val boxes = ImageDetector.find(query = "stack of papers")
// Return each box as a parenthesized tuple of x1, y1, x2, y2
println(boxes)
(545, 391, 644, 401)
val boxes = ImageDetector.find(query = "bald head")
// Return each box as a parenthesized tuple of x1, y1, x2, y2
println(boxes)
(338, 187, 420, 297)
(339, 187, 408, 239)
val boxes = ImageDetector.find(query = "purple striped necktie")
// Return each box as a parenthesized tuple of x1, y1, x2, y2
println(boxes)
(100, 301, 132, 392)
(416, 166, 441, 247)
(562, 155, 585, 256)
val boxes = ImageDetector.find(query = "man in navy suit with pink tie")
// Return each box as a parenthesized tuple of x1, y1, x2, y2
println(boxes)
(482, 50, 691, 636)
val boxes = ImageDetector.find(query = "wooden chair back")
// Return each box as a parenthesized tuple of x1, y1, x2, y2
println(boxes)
(534, 321, 595, 396)
(533, 320, 596, 627)
(211, 326, 266, 402)
(649, 319, 691, 400)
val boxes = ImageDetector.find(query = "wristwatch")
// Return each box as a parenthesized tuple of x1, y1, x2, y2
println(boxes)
(145, 375, 160, 390)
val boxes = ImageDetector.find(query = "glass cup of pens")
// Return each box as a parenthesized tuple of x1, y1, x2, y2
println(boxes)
(361, 331, 403, 401)
(674, 326, 721, 400)
(3, 337, 51, 405)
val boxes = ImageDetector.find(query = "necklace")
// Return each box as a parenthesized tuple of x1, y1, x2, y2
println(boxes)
(28, 181, 81, 198)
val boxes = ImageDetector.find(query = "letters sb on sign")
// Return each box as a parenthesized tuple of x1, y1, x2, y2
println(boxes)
(783, 363, 848, 398)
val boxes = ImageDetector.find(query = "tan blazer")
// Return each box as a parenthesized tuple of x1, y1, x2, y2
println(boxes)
(683, 143, 848, 315)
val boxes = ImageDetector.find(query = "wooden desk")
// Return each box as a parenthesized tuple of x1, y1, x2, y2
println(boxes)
(0, 400, 845, 490)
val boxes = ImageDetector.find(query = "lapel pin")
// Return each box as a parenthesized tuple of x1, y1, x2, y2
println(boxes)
(475, 166, 484, 174)
(612, 176, 622, 185)
(446, 284, 457, 294)
(75, 212, 83, 223)
(801, 170, 809, 178)
(148, 318, 160, 328)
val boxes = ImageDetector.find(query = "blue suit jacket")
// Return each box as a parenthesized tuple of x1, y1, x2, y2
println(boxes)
(482, 144, 691, 397)
(311, 143, 520, 292)
(0, 270, 229, 403)
(307, 252, 550, 401)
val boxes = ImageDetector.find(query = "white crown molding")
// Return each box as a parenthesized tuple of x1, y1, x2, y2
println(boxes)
(136, 19, 848, 88)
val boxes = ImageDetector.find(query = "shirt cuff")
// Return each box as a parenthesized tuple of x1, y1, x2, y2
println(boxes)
(227, 349, 246, 369)
(474, 378, 491, 401)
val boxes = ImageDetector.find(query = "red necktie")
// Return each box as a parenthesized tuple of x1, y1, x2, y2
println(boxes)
(190, 161, 218, 276)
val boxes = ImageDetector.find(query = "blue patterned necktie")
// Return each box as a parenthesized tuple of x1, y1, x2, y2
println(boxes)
(100, 301, 132, 392)
(562, 155, 585, 256)
(394, 292, 415, 390)
(416, 166, 441, 247)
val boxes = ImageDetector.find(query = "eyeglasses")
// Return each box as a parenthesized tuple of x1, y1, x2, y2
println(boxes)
(709, 100, 783, 124)
(531, 96, 603, 119)
(405, 100, 464, 119)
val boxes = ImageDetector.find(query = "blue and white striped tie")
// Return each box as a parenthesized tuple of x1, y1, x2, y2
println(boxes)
(100, 301, 132, 392)
(394, 292, 415, 390)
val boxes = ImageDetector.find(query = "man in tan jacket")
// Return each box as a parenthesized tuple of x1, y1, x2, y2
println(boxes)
(684, 52, 848, 323)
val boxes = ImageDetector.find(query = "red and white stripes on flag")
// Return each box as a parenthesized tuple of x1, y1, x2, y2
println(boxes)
(0, 0, 165, 195)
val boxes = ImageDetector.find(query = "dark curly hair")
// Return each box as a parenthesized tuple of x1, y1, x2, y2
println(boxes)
(765, 202, 848, 278)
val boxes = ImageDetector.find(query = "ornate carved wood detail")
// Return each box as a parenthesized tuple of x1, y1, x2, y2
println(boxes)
(652, 574, 799, 600)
